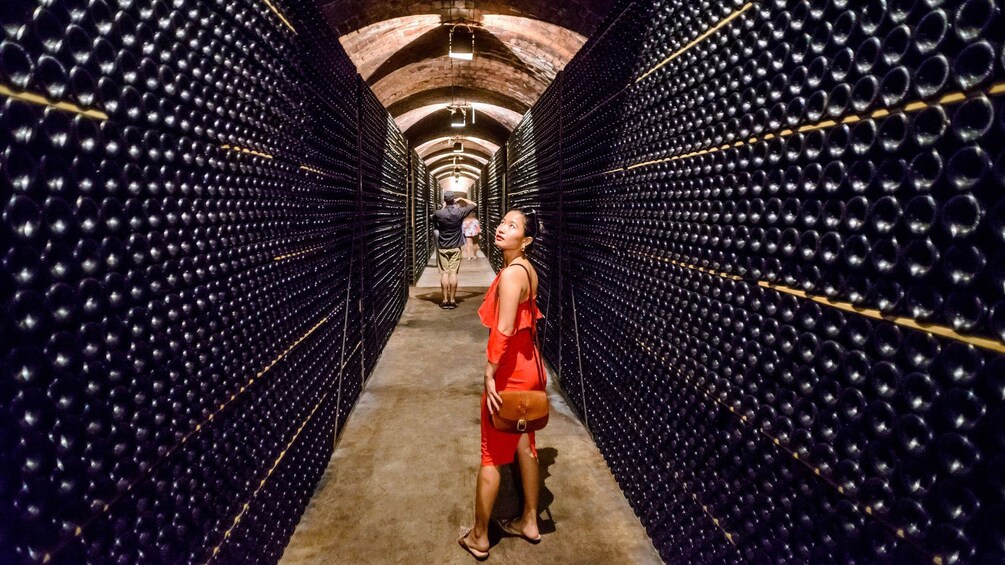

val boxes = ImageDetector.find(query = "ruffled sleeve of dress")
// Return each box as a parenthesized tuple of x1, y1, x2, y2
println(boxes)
(478, 276, 500, 329)
(479, 274, 544, 364)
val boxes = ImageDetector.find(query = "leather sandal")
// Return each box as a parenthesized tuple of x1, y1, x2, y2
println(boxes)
(458, 527, 489, 560)
(496, 518, 542, 544)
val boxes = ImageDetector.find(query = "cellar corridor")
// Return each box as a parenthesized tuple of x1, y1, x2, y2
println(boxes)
(279, 256, 660, 564)
(3, 0, 1005, 563)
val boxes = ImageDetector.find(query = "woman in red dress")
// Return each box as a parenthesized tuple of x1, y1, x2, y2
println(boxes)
(459, 209, 544, 560)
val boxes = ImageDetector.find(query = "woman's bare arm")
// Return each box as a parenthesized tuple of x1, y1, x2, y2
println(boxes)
(494, 267, 524, 336)
(484, 267, 526, 414)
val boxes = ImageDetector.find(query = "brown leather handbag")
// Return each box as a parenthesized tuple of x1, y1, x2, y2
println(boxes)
(491, 264, 549, 434)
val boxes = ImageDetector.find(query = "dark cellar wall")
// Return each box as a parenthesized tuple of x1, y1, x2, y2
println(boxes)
(406, 155, 432, 284)
(490, 0, 1005, 562)
(0, 0, 428, 562)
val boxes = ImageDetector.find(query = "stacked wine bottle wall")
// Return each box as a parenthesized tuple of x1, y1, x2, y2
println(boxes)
(467, 174, 483, 257)
(0, 0, 431, 562)
(474, 175, 486, 258)
(482, 150, 507, 270)
(406, 155, 432, 283)
(484, 0, 1005, 562)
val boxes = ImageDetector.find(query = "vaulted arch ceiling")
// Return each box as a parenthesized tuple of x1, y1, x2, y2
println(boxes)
(426, 150, 490, 167)
(441, 169, 481, 180)
(430, 162, 483, 176)
(395, 103, 524, 135)
(427, 155, 488, 174)
(371, 56, 544, 115)
(387, 86, 527, 118)
(415, 136, 501, 161)
(322, 0, 614, 181)
(440, 176, 476, 193)
(322, 1, 610, 37)
(405, 110, 511, 149)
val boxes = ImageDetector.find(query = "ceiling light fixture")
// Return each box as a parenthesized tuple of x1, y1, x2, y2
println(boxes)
(448, 104, 476, 128)
(450, 106, 465, 128)
(449, 23, 474, 60)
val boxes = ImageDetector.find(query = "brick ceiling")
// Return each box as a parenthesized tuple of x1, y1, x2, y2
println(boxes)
(320, 0, 615, 180)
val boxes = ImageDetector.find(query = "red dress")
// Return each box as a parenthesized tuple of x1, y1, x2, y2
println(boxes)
(477, 270, 545, 466)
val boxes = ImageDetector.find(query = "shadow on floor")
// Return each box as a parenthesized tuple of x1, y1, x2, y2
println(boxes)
(485, 446, 558, 548)
(414, 289, 484, 306)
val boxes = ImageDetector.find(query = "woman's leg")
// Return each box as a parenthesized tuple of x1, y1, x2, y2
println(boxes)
(464, 465, 502, 551)
(513, 434, 541, 538)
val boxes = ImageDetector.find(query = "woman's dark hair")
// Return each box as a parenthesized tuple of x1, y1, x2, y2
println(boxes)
(516, 208, 541, 245)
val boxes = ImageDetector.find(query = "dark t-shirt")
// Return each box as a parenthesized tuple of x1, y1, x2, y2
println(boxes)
(432, 203, 477, 249)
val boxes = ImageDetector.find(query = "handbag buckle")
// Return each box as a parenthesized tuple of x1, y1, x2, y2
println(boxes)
(517, 419, 527, 432)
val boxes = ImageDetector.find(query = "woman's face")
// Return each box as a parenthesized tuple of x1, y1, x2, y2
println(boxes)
(494, 211, 531, 250)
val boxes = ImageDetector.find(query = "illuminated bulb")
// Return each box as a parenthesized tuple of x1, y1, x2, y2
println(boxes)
(449, 25, 474, 60)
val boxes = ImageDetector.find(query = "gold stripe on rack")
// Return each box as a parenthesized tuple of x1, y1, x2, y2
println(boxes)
(693, 494, 738, 547)
(274, 245, 323, 261)
(0, 84, 108, 120)
(632, 250, 1005, 355)
(209, 391, 324, 561)
(637, 3, 756, 83)
(207, 342, 361, 562)
(262, 0, 297, 33)
(633, 336, 936, 561)
(760, 282, 1005, 354)
(615, 81, 1005, 173)
(300, 164, 333, 177)
(42, 314, 330, 561)
(220, 144, 274, 159)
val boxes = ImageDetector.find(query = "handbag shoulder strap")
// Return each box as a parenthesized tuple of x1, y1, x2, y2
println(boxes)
(509, 262, 545, 388)
(509, 263, 534, 301)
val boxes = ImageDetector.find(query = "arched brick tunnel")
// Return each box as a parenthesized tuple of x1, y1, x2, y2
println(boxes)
(327, 0, 614, 186)
(4, 0, 1005, 564)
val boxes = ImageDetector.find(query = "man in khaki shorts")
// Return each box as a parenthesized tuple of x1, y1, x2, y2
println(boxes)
(432, 191, 477, 309)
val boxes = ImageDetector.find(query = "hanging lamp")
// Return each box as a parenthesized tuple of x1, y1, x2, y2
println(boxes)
(449, 23, 474, 60)
(450, 106, 466, 128)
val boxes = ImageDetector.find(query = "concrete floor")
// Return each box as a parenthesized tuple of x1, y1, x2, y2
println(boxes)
(280, 257, 661, 565)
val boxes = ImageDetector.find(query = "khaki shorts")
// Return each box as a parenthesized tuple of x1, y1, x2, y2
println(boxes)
(437, 247, 462, 273)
